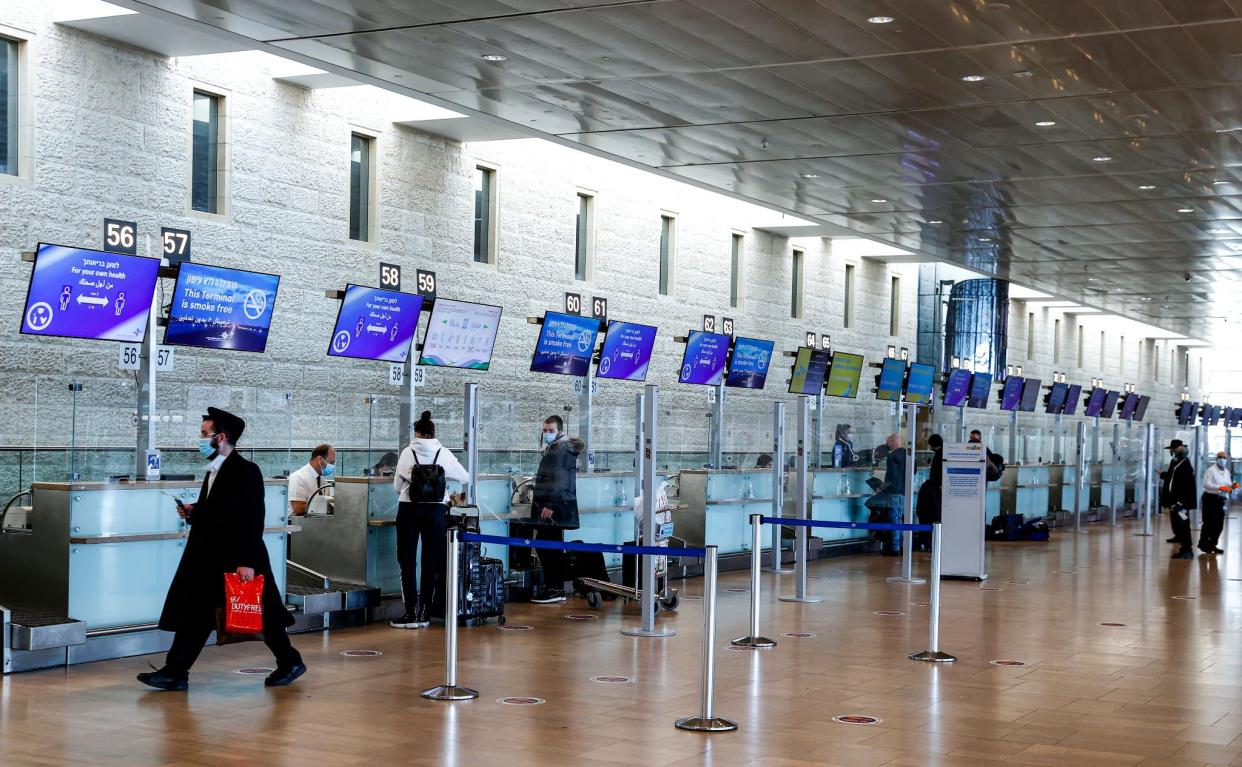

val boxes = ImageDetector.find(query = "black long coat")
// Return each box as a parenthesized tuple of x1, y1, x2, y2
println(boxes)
(1160, 456, 1198, 511)
(530, 437, 583, 530)
(158, 451, 293, 632)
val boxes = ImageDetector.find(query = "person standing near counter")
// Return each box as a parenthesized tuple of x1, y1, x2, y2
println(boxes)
(832, 424, 857, 468)
(288, 444, 335, 516)
(529, 415, 584, 605)
(138, 408, 305, 692)
(1160, 439, 1198, 560)
(864, 433, 906, 556)
(1198, 451, 1235, 555)
(391, 411, 469, 629)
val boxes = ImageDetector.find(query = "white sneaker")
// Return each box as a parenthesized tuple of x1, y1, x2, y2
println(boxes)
(530, 590, 566, 604)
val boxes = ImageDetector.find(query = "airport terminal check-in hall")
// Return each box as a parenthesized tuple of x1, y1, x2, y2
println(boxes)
(4, 1, 1242, 765)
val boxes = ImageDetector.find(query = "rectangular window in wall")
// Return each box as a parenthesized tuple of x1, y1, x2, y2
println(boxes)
(1119, 335, 1126, 371)
(473, 165, 496, 263)
(349, 133, 373, 242)
(1099, 330, 1106, 370)
(191, 90, 220, 213)
(575, 193, 594, 281)
(844, 263, 856, 328)
(658, 214, 675, 295)
(1, 37, 16, 177)
(730, 233, 743, 308)
(889, 276, 901, 336)
(791, 249, 804, 319)
(1026, 312, 1036, 360)
(1077, 325, 1085, 367)
(1053, 319, 1061, 362)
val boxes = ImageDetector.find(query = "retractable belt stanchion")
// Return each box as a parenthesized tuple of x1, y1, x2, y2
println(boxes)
(780, 397, 821, 603)
(623, 383, 674, 637)
(909, 523, 956, 663)
(764, 401, 791, 573)
(889, 401, 925, 585)
(675, 545, 737, 732)
(1074, 420, 1087, 534)
(1136, 422, 1155, 537)
(420, 527, 478, 701)
(732, 514, 775, 648)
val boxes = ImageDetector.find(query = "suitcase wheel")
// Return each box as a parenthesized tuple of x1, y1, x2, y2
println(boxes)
(497, 615, 506, 626)
(660, 593, 680, 612)
(585, 591, 602, 610)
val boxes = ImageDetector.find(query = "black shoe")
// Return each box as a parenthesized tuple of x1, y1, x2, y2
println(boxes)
(1166, 537, 1178, 543)
(531, 589, 566, 604)
(1213, 548, 1225, 554)
(414, 604, 431, 628)
(1198, 546, 1215, 555)
(390, 613, 420, 629)
(265, 663, 307, 687)
(137, 670, 188, 692)
(1172, 549, 1194, 560)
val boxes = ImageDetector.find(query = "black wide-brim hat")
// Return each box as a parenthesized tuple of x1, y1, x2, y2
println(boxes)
(204, 407, 246, 442)
(1165, 439, 1184, 450)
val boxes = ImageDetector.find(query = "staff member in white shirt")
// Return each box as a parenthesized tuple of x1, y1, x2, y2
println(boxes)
(1198, 451, 1236, 555)
(288, 444, 335, 516)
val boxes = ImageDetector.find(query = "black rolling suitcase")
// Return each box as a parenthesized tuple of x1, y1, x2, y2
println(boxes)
(566, 543, 613, 601)
(457, 540, 506, 626)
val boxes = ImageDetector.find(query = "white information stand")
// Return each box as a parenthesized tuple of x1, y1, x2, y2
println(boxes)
(940, 442, 988, 581)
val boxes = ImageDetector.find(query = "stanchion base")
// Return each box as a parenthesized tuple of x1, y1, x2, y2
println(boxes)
(420, 685, 480, 701)
(909, 650, 957, 663)
(621, 626, 676, 637)
(730, 635, 776, 648)
(1133, 533, 1153, 537)
(763, 566, 794, 574)
(675, 715, 738, 732)
(778, 595, 823, 603)
(886, 576, 927, 585)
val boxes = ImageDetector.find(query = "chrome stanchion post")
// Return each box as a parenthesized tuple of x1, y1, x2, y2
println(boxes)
(732, 514, 776, 648)
(421, 528, 479, 700)
(765, 401, 791, 573)
(1074, 420, 1087, 534)
(623, 384, 675, 637)
(889, 402, 925, 584)
(676, 546, 737, 732)
(781, 398, 822, 603)
(910, 523, 956, 663)
(1137, 422, 1155, 537)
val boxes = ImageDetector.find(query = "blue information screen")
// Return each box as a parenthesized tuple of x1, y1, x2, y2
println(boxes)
(21, 243, 160, 343)
(1063, 384, 1082, 415)
(967, 372, 993, 409)
(904, 362, 935, 404)
(165, 262, 280, 353)
(876, 358, 906, 401)
(1084, 388, 1107, 417)
(1019, 378, 1042, 412)
(943, 369, 971, 407)
(1045, 382, 1068, 414)
(1101, 390, 1120, 418)
(725, 336, 774, 389)
(530, 311, 599, 377)
(596, 321, 657, 381)
(327, 285, 424, 363)
(1000, 376, 1024, 411)
(679, 330, 730, 386)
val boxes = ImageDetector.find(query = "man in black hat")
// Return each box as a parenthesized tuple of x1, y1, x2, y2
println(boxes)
(138, 407, 306, 691)
(1159, 439, 1197, 560)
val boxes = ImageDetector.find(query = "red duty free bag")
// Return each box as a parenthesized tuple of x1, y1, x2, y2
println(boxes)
(222, 572, 265, 635)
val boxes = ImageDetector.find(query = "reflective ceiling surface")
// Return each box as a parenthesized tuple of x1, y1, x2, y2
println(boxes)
(120, 0, 1242, 339)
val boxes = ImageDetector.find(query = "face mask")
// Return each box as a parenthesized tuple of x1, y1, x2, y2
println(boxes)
(1217, 459, 1228, 469)
(198, 436, 216, 458)
(1176, 448, 1188, 457)
(322, 462, 336, 477)
(543, 432, 557, 445)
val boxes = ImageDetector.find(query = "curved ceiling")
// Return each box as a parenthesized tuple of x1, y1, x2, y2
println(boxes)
(114, 0, 1242, 340)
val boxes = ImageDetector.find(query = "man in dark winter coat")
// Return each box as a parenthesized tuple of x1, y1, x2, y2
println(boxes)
(1160, 439, 1198, 560)
(529, 415, 583, 604)
(138, 408, 305, 691)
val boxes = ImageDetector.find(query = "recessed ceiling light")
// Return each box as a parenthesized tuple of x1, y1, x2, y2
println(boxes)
(1092, 155, 1113, 162)
(1035, 120, 1056, 127)
(481, 53, 508, 62)
(1213, 180, 1230, 186)
(928, 219, 943, 224)
(871, 198, 888, 203)
(1138, 184, 1157, 190)
(979, 237, 993, 242)
(1178, 208, 1195, 213)
(961, 74, 986, 83)
(867, 15, 895, 24)
(983, 1, 1011, 10)
(1013, 70, 1033, 79)
(801, 173, 819, 179)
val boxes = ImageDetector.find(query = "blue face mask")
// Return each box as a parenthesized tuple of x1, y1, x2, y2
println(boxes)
(323, 463, 336, 476)
(198, 436, 216, 458)
(543, 432, 557, 445)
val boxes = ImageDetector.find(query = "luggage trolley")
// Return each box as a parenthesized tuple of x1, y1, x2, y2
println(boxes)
(577, 498, 683, 612)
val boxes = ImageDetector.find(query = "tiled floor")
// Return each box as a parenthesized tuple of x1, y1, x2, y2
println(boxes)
(4, 516, 1242, 766)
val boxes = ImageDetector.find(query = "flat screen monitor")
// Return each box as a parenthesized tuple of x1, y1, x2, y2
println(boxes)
(1208, 404, 1223, 426)
(1177, 401, 1196, 425)
(20, 242, 161, 343)
(1227, 406, 1242, 428)
(1045, 382, 1068, 414)
(1063, 379, 1083, 412)
(999, 376, 1024, 411)
(789, 346, 831, 395)
(1134, 395, 1151, 421)
(825, 352, 864, 398)
(327, 285, 424, 363)
(1084, 388, 1107, 417)
(530, 311, 599, 377)
(1119, 393, 1140, 420)
(967, 372, 993, 409)
(164, 262, 280, 353)
(725, 336, 775, 389)
(943, 369, 972, 408)
(904, 362, 935, 405)
(419, 298, 502, 370)
(596, 320, 657, 381)
(1018, 377, 1042, 412)
(876, 358, 906, 402)
(678, 330, 730, 386)
(1100, 390, 1120, 419)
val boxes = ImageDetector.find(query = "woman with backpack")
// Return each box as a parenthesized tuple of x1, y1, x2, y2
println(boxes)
(390, 411, 469, 629)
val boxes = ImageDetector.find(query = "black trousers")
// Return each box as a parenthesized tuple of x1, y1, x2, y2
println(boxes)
(1199, 494, 1226, 551)
(396, 501, 448, 614)
(163, 610, 301, 678)
(1168, 504, 1193, 550)
(534, 525, 567, 590)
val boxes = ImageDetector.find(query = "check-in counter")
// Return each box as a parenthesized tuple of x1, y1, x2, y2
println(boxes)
(810, 468, 878, 542)
(1013, 465, 1052, 519)
(0, 479, 292, 631)
(677, 469, 773, 555)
